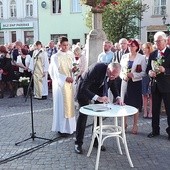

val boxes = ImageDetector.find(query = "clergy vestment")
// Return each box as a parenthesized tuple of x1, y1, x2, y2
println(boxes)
(29, 49, 49, 98)
(49, 50, 76, 134)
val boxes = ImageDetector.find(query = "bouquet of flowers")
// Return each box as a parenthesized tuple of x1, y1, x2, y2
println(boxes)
(122, 61, 132, 81)
(72, 63, 80, 76)
(151, 52, 165, 75)
(19, 76, 30, 86)
(81, 0, 118, 9)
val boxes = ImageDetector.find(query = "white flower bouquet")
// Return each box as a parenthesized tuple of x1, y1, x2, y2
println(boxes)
(72, 63, 80, 76)
(19, 77, 30, 86)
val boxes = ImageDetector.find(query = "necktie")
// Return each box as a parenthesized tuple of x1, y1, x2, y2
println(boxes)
(50, 48, 53, 57)
(103, 77, 108, 97)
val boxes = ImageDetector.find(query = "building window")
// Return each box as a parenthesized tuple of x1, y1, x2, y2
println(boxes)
(11, 31, 16, 42)
(72, 39, 80, 45)
(26, 0, 33, 17)
(71, 0, 82, 13)
(24, 31, 34, 45)
(52, 0, 61, 14)
(0, 32, 4, 44)
(153, 0, 166, 15)
(51, 34, 67, 44)
(10, 0, 17, 17)
(0, 1, 3, 18)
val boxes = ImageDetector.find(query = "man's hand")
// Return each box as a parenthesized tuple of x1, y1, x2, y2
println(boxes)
(97, 96, 109, 103)
(158, 66, 165, 73)
(148, 70, 156, 78)
(115, 97, 124, 106)
(127, 72, 134, 79)
(66, 77, 73, 83)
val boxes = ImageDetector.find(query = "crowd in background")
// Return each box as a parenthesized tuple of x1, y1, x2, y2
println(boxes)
(0, 33, 170, 148)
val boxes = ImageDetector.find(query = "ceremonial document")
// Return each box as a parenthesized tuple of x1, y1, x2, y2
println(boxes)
(83, 104, 111, 112)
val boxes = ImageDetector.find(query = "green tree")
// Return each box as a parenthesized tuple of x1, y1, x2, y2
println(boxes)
(85, 0, 149, 43)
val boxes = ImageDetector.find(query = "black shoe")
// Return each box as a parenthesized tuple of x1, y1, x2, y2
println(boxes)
(38, 96, 47, 100)
(8, 94, 15, 98)
(0, 94, 3, 99)
(167, 135, 170, 140)
(147, 132, 160, 138)
(93, 143, 106, 151)
(74, 144, 83, 154)
(58, 132, 69, 137)
(42, 96, 47, 99)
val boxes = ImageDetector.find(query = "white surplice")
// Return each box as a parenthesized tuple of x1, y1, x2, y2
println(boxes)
(48, 51, 76, 134)
(29, 49, 49, 98)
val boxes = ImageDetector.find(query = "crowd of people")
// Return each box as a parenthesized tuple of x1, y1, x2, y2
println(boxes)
(0, 33, 170, 155)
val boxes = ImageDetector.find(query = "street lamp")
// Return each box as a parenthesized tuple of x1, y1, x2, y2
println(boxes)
(162, 15, 170, 35)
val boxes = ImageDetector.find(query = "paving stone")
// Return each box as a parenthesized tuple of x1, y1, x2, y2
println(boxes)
(0, 92, 170, 169)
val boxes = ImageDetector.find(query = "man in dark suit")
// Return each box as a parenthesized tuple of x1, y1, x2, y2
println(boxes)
(146, 31, 170, 140)
(74, 62, 123, 154)
(113, 38, 129, 95)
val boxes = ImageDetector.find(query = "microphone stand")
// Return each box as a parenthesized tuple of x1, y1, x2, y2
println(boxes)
(15, 50, 52, 145)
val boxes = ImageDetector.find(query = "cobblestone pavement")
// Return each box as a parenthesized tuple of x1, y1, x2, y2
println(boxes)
(0, 91, 170, 170)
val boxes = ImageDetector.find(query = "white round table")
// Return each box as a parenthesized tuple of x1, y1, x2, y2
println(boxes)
(80, 104, 138, 170)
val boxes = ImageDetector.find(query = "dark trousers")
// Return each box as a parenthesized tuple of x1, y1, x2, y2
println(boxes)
(152, 87, 170, 135)
(75, 98, 100, 146)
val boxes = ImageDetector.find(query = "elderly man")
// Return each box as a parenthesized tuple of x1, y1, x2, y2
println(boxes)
(146, 31, 170, 140)
(74, 62, 123, 154)
(113, 38, 129, 63)
(47, 40, 57, 60)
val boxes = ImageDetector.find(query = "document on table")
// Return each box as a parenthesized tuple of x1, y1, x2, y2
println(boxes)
(83, 104, 111, 112)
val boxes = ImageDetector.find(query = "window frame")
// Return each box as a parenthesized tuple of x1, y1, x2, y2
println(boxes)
(0, 1, 3, 18)
(153, 0, 166, 16)
(10, 0, 17, 18)
(51, 34, 67, 44)
(25, 0, 33, 17)
(52, 0, 61, 14)
(71, 0, 82, 13)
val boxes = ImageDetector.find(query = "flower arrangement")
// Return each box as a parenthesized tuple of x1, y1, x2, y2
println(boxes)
(81, 0, 118, 10)
(151, 52, 165, 74)
(19, 77, 30, 86)
(72, 63, 80, 76)
(121, 61, 132, 82)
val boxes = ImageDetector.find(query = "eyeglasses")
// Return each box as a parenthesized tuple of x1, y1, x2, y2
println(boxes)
(154, 39, 164, 43)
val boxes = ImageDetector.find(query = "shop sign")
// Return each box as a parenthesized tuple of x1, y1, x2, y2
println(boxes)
(0, 22, 33, 29)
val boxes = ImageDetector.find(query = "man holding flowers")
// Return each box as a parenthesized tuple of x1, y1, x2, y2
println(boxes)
(146, 31, 170, 140)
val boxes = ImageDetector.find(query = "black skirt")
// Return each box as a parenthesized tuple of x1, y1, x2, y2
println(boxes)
(124, 79, 142, 111)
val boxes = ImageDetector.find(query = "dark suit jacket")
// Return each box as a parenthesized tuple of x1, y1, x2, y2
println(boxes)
(146, 47, 170, 93)
(113, 48, 129, 63)
(77, 63, 119, 101)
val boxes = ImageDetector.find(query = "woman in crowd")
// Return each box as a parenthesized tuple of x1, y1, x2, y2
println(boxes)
(16, 48, 32, 78)
(72, 45, 88, 81)
(142, 42, 154, 118)
(120, 39, 147, 134)
(0, 45, 15, 98)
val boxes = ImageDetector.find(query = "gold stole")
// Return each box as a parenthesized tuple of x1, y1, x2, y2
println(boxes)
(58, 53, 75, 118)
(33, 55, 43, 98)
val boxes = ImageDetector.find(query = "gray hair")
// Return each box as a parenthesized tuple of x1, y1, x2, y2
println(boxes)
(119, 38, 128, 44)
(108, 62, 121, 70)
(154, 31, 167, 40)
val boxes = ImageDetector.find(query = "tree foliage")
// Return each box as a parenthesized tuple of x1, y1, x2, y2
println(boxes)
(85, 0, 149, 43)
(103, 0, 148, 42)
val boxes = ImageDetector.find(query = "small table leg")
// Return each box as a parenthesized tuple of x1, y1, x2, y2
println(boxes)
(121, 117, 134, 167)
(95, 117, 103, 170)
(87, 116, 97, 157)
